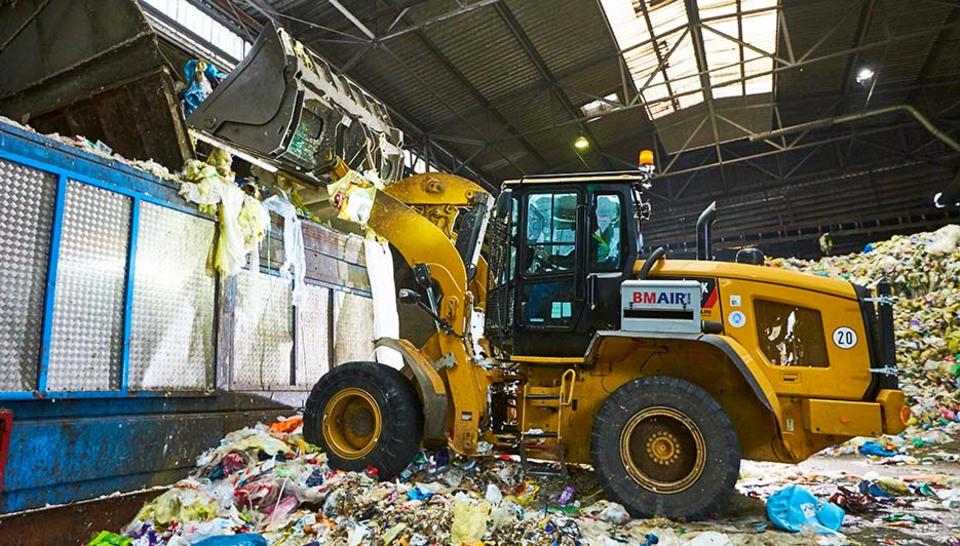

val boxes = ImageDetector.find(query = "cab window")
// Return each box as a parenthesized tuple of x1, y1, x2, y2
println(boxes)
(507, 196, 518, 282)
(590, 193, 622, 272)
(755, 300, 829, 367)
(525, 192, 577, 275)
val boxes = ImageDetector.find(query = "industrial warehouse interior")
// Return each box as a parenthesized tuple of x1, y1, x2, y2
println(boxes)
(1, 0, 959, 544)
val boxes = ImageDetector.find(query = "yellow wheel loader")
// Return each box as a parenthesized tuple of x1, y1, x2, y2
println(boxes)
(187, 24, 908, 520)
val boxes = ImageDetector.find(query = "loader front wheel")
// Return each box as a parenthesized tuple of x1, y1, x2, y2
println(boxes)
(591, 376, 740, 520)
(304, 362, 422, 479)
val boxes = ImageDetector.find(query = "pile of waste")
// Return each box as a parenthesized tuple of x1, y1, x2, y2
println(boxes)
(768, 225, 960, 460)
(94, 416, 838, 546)
(85, 226, 960, 546)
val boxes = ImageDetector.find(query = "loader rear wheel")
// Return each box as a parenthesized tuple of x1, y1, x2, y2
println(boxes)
(591, 376, 740, 520)
(304, 362, 422, 479)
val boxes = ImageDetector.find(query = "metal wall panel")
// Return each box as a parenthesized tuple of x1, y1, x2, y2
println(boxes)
(333, 292, 375, 364)
(129, 203, 216, 390)
(295, 284, 330, 387)
(0, 159, 55, 391)
(232, 270, 293, 389)
(46, 182, 130, 391)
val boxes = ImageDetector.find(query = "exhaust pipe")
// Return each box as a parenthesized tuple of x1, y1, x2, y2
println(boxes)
(696, 201, 717, 261)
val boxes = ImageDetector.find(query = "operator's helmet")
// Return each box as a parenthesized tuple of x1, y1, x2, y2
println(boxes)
(596, 196, 619, 226)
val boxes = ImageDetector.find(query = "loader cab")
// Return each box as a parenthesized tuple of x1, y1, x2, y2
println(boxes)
(484, 173, 645, 357)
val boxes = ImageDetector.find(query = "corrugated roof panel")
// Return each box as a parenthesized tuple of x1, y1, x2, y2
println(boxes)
(422, 5, 541, 102)
(506, 0, 617, 77)
(775, 1, 859, 122)
(919, 21, 960, 78)
(586, 107, 653, 150)
(559, 61, 624, 109)
(858, 1, 949, 85)
(349, 33, 486, 129)
(493, 90, 572, 135)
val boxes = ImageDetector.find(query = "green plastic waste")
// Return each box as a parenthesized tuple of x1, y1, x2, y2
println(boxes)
(87, 531, 132, 546)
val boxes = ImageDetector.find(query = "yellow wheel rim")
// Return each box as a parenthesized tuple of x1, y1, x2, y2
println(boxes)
(620, 407, 706, 494)
(322, 388, 382, 460)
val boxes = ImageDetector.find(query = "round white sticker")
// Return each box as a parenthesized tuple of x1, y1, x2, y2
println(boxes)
(832, 327, 858, 349)
(727, 311, 746, 328)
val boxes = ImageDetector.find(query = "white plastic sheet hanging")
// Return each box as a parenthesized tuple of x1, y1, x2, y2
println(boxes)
(364, 238, 403, 369)
(263, 195, 306, 306)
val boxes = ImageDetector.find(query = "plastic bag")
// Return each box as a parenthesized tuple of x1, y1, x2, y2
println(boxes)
(450, 500, 491, 544)
(182, 60, 228, 116)
(684, 531, 733, 546)
(327, 170, 377, 225)
(598, 501, 631, 525)
(858, 441, 897, 457)
(192, 535, 267, 546)
(766, 484, 845, 534)
(263, 196, 305, 305)
(87, 531, 132, 546)
(365, 237, 402, 368)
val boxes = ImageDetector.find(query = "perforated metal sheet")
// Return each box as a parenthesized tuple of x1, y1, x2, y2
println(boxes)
(0, 159, 56, 391)
(334, 292, 375, 364)
(129, 203, 216, 390)
(295, 284, 330, 387)
(232, 270, 293, 389)
(47, 182, 130, 391)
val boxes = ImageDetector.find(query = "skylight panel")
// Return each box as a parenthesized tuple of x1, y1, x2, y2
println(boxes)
(142, 0, 251, 64)
(581, 93, 621, 118)
(600, 0, 779, 120)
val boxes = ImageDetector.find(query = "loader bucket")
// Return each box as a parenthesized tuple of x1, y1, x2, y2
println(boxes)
(187, 23, 404, 184)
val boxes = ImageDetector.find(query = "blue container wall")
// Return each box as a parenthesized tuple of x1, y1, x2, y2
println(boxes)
(0, 123, 361, 513)
(1, 395, 290, 513)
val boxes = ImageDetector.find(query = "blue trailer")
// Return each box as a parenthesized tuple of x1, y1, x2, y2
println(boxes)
(0, 120, 375, 517)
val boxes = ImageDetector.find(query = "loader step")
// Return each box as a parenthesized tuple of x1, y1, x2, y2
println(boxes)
(524, 394, 560, 400)
(522, 431, 559, 439)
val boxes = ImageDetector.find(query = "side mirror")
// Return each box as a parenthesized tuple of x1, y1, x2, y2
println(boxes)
(493, 190, 512, 220)
(398, 288, 421, 304)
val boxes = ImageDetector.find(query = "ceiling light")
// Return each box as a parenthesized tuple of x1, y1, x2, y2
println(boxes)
(574, 136, 590, 150)
(856, 67, 875, 85)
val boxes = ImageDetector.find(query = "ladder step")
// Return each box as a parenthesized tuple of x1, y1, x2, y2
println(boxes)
(525, 393, 560, 400)
(522, 431, 559, 439)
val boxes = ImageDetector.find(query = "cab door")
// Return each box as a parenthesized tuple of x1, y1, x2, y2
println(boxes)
(578, 189, 635, 334)
(514, 188, 587, 356)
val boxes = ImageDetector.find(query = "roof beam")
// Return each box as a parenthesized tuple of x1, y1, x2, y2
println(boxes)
(378, 0, 504, 42)
(484, 22, 960, 143)
(907, 2, 960, 106)
(684, 0, 727, 189)
(636, 0, 682, 113)
(234, 0, 494, 186)
(593, 0, 639, 104)
(493, 2, 614, 170)
(328, 0, 376, 39)
(323, 0, 528, 180)
(836, 0, 876, 114)
(402, 21, 551, 171)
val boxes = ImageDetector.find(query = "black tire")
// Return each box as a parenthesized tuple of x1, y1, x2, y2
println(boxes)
(591, 376, 740, 520)
(304, 361, 422, 479)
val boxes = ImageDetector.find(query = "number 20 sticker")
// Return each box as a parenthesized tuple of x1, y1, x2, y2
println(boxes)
(832, 327, 858, 349)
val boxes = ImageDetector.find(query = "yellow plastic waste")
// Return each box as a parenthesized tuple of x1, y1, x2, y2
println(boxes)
(133, 488, 217, 525)
(450, 499, 490, 545)
(327, 170, 377, 225)
(380, 522, 407, 544)
(179, 152, 269, 275)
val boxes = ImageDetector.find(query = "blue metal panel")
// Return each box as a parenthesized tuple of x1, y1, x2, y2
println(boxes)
(0, 122, 217, 402)
(0, 124, 193, 215)
(36, 174, 68, 394)
(120, 200, 141, 393)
